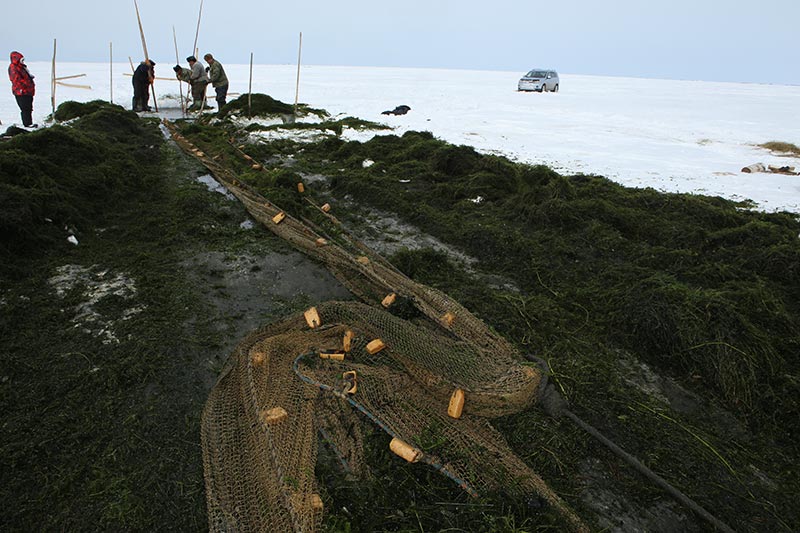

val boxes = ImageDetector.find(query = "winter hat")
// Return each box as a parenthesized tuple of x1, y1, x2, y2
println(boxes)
(186, 56, 197, 62)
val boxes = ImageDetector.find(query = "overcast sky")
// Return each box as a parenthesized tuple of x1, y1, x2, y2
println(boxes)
(3, 0, 798, 85)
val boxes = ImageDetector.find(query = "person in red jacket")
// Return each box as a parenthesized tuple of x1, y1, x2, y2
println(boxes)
(8, 51, 36, 127)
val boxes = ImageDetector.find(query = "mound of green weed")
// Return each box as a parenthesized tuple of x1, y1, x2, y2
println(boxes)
(218, 93, 327, 119)
(53, 99, 123, 122)
(0, 102, 163, 275)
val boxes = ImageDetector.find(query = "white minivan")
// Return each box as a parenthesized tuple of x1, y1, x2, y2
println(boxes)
(518, 69, 559, 92)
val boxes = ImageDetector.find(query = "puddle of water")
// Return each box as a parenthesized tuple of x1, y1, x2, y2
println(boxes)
(196, 174, 236, 200)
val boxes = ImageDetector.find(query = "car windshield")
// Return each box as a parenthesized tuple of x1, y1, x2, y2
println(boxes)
(525, 70, 548, 78)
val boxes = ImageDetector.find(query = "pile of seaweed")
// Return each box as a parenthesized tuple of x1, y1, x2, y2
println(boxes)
(52, 99, 116, 122)
(0, 101, 163, 277)
(217, 93, 325, 119)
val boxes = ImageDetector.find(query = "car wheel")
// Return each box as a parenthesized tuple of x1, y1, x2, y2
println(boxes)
(553, 84, 559, 93)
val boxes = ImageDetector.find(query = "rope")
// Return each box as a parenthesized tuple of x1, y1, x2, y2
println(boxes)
(523, 355, 736, 533)
(292, 353, 479, 497)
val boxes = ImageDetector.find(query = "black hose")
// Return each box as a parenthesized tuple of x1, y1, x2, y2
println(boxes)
(563, 409, 735, 533)
(523, 354, 736, 533)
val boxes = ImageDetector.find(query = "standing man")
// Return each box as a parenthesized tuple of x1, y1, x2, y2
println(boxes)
(186, 56, 208, 111)
(8, 51, 35, 127)
(132, 59, 155, 112)
(203, 53, 228, 110)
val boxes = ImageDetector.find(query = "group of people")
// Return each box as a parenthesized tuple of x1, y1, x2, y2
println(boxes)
(134, 53, 228, 113)
(7, 49, 229, 126)
(172, 54, 229, 111)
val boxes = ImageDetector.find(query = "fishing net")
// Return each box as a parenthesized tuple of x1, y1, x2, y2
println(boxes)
(164, 121, 587, 532)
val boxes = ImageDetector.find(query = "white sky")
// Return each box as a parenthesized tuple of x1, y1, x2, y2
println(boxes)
(2, 0, 798, 85)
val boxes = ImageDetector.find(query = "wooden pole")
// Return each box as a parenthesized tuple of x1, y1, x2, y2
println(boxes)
(55, 74, 86, 82)
(191, 0, 206, 116)
(55, 82, 92, 90)
(294, 32, 303, 115)
(173, 26, 186, 115)
(109, 42, 113, 103)
(51, 39, 57, 117)
(133, 0, 149, 61)
(192, 0, 204, 60)
(248, 52, 253, 118)
(133, 0, 158, 111)
(129, 56, 134, 111)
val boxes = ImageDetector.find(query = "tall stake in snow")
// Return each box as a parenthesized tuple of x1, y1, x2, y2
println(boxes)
(133, 0, 149, 60)
(133, 0, 158, 112)
(294, 32, 303, 115)
(248, 52, 254, 118)
(51, 39, 57, 116)
(173, 26, 186, 115)
(192, 0, 204, 61)
(109, 42, 113, 103)
(50, 40, 91, 117)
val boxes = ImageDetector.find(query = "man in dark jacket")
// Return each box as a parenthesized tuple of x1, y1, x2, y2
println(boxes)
(8, 51, 35, 127)
(132, 59, 155, 112)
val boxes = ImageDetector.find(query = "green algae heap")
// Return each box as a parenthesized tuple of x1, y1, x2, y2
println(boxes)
(0, 101, 162, 275)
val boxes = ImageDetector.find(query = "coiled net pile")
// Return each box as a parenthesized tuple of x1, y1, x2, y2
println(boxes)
(164, 121, 587, 532)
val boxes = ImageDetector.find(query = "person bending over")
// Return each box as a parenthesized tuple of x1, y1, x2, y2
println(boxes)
(132, 59, 155, 112)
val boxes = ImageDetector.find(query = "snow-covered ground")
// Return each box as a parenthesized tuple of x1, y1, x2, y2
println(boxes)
(4, 62, 799, 213)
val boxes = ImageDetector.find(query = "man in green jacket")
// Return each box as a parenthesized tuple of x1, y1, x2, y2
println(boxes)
(204, 53, 229, 110)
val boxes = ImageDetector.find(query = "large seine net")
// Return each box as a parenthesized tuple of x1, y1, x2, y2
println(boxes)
(164, 122, 587, 532)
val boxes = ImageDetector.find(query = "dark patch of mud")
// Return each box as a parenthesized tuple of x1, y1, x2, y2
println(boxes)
(182, 250, 352, 354)
(580, 457, 698, 533)
(616, 353, 749, 441)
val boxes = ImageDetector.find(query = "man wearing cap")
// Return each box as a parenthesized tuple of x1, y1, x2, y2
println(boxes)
(173, 64, 191, 82)
(203, 53, 228, 110)
(132, 59, 155, 112)
(186, 56, 208, 111)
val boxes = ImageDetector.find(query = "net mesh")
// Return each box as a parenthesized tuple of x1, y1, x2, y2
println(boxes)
(164, 121, 587, 532)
